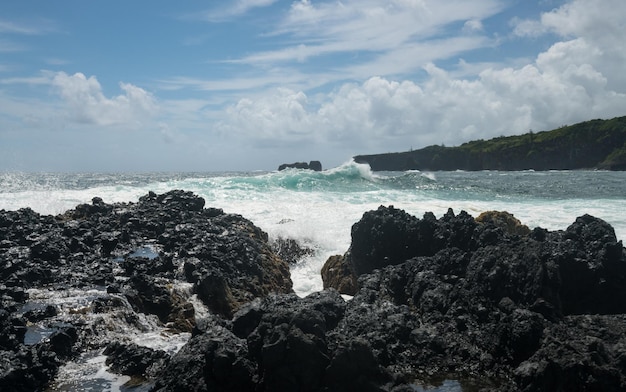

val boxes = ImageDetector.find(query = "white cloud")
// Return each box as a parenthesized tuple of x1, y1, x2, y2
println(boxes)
(510, 17, 546, 37)
(220, 88, 313, 145)
(200, 0, 278, 21)
(181, 0, 502, 94)
(463, 19, 484, 32)
(248, 0, 503, 65)
(181, 0, 626, 159)
(219, 50, 626, 152)
(3, 0, 626, 171)
(540, 0, 625, 40)
(51, 72, 157, 127)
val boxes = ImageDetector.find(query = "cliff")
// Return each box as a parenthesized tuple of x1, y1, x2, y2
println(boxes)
(354, 116, 626, 171)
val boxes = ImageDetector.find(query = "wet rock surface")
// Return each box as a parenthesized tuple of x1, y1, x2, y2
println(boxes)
(3, 193, 626, 391)
(318, 206, 626, 390)
(0, 190, 292, 390)
(154, 205, 626, 391)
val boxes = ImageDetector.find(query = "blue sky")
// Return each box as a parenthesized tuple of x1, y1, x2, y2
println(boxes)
(1, 0, 625, 171)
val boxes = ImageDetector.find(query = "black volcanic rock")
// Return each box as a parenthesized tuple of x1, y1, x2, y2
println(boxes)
(317, 206, 626, 389)
(104, 341, 169, 379)
(0, 190, 293, 390)
(4, 192, 626, 391)
(152, 324, 256, 392)
(278, 160, 322, 171)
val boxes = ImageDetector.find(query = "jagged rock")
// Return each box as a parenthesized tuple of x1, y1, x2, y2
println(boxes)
(278, 161, 322, 171)
(103, 341, 169, 379)
(320, 206, 626, 389)
(476, 210, 531, 236)
(0, 190, 293, 388)
(152, 325, 256, 392)
(321, 254, 357, 295)
(347, 206, 477, 277)
(514, 315, 626, 391)
(270, 236, 315, 264)
(4, 195, 626, 391)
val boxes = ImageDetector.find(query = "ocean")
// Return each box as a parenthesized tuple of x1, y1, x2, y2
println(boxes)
(2, 161, 626, 390)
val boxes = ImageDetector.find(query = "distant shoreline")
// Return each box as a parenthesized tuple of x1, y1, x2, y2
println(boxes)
(354, 116, 626, 171)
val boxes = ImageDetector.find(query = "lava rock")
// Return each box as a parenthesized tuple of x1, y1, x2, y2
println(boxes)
(278, 161, 322, 171)
(104, 341, 169, 379)
(270, 236, 315, 264)
(152, 325, 255, 392)
(321, 254, 357, 295)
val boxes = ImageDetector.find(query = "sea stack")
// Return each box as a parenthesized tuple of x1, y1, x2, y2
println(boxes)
(278, 160, 322, 171)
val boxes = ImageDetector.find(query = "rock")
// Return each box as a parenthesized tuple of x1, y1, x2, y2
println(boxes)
(308, 160, 323, 171)
(514, 315, 626, 391)
(476, 210, 531, 236)
(270, 236, 315, 264)
(332, 207, 626, 389)
(152, 325, 256, 392)
(104, 341, 169, 379)
(161, 204, 626, 390)
(121, 273, 195, 331)
(278, 161, 323, 171)
(324, 338, 390, 391)
(4, 194, 626, 391)
(0, 190, 294, 388)
(340, 206, 476, 279)
(0, 345, 59, 392)
(321, 254, 357, 295)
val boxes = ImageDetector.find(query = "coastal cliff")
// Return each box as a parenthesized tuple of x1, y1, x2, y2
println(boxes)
(354, 116, 626, 171)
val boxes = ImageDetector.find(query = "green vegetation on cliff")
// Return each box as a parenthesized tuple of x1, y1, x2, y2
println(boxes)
(354, 116, 626, 171)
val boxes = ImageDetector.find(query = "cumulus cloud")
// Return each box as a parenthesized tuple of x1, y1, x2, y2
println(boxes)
(221, 88, 313, 145)
(51, 72, 157, 127)
(222, 59, 626, 153)
(220, 0, 626, 153)
(221, 0, 626, 153)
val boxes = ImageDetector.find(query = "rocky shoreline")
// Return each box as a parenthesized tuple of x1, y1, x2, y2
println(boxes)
(2, 191, 626, 391)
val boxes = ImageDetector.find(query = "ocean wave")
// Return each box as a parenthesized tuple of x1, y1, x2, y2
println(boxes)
(213, 160, 378, 192)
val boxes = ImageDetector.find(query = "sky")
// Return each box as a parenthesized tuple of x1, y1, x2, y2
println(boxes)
(1, 0, 625, 172)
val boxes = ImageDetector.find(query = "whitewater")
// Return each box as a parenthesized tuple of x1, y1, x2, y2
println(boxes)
(2, 161, 626, 390)
(2, 161, 626, 297)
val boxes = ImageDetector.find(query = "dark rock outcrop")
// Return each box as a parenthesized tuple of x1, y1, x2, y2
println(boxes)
(155, 205, 626, 391)
(4, 192, 626, 391)
(0, 190, 293, 390)
(103, 341, 169, 380)
(270, 236, 315, 264)
(320, 254, 357, 295)
(317, 206, 626, 390)
(278, 160, 322, 171)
